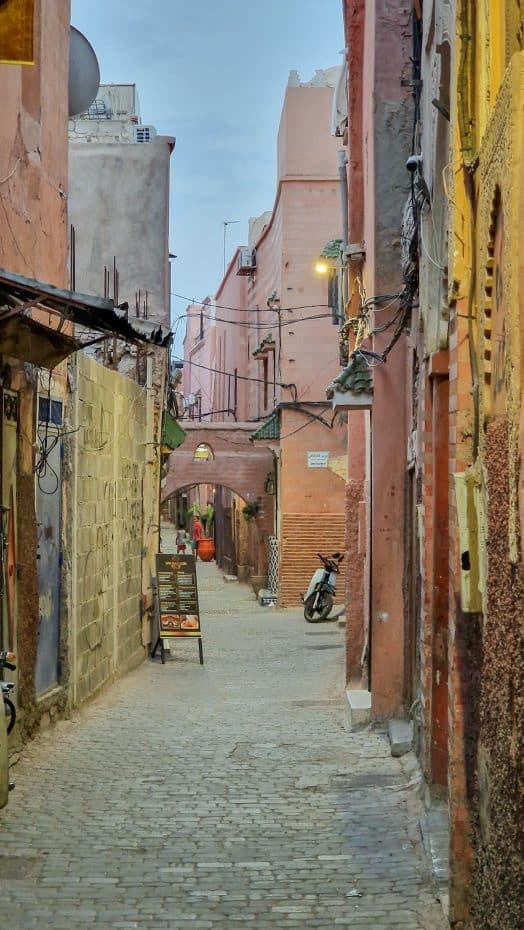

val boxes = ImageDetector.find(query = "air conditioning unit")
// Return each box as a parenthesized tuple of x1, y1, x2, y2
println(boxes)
(237, 247, 256, 275)
(183, 393, 196, 409)
(133, 125, 157, 143)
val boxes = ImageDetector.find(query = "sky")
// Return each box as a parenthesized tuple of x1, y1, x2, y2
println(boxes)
(71, 0, 344, 346)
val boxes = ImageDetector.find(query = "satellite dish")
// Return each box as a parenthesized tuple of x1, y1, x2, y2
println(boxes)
(68, 26, 100, 118)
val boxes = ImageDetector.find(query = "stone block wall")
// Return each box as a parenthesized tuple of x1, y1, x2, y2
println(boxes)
(70, 355, 151, 705)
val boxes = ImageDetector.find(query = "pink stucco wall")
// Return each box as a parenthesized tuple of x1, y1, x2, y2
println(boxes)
(0, 1, 71, 728)
(212, 258, 249, 421)
(344, 0, 412, 715)
(182, 301, 216, 420)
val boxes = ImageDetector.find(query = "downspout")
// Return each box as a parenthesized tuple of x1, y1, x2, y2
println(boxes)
(338, 148, 349, 253)
(337, 149, 349, 325)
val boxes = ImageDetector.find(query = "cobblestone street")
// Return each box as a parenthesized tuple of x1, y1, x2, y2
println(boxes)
(0, 560, 448, 929)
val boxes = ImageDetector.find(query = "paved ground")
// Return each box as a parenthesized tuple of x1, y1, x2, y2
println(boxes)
(0, 559, 448, 929)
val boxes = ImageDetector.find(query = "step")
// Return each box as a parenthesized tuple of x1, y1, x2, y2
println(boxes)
(388, 718, 413, 757)
(345, 689, 371, 725)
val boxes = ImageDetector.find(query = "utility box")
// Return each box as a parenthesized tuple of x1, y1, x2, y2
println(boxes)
(0, 696, 8, 809)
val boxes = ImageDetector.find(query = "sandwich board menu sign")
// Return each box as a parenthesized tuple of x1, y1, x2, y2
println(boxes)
(151, 553, 203, 664)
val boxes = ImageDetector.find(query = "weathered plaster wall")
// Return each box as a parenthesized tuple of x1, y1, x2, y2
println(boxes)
(69, 355, 150, 705)
(0, 0, 70, 285)
(69, 137, 173, 329)
(361, 0, 412, 717)
(0, 1, 70, 737)
(447, 11, 524, 924)
(475, 418, 524, 930)
(344, 411, 368, 685)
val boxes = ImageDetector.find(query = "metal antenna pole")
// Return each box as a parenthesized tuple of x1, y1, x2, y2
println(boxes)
(223, 220, 239, 275)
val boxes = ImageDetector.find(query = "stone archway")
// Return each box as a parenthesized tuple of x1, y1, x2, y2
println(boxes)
(162, 422, 275, 581)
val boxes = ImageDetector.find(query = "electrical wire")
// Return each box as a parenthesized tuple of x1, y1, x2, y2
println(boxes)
(173, 310, 331, 331)
(363, 292, 403, 308)
(171, 292, 332, 315)
(34, 371, 81, 493)
(419, 217, 446, 271)
(172, 353, 296, 390)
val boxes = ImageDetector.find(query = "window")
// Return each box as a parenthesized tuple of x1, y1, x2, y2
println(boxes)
(193, 443, 214, 462)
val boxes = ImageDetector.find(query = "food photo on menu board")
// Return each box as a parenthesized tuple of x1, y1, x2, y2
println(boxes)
(156, 553, 201, 636)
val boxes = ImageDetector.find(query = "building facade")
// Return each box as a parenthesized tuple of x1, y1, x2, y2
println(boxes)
(336, 0, 413, 715)
(1, 9, 172, 762)
(172, 70, 347, 604)
(445, 2, 524, 926)
(337, 1, 524, 926)
(0, 0, 71, 735)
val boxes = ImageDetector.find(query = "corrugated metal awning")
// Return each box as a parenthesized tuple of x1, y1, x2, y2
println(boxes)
(0, 267, 164, 368)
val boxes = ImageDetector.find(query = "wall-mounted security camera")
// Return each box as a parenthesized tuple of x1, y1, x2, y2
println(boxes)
(406, 154, 423, 173)
(345, 242, 366, 262)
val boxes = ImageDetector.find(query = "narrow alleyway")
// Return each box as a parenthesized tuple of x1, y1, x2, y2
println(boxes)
(0, 559, 447, 930)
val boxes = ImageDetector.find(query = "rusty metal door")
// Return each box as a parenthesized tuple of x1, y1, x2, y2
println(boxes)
(34, 398, 63, 695)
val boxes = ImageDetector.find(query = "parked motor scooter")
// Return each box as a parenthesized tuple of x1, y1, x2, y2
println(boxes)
(1, 651, 16, 735)
(303, 552, 344, 622)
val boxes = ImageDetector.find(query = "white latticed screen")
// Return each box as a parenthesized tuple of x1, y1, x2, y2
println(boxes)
(268, 535, 279, 595)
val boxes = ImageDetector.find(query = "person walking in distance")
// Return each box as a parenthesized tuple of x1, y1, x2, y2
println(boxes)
(192, 516, 203, 559)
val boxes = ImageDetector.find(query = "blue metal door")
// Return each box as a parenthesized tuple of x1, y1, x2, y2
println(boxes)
(35, 399, 63, 695)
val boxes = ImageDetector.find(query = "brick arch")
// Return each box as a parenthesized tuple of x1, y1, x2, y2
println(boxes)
(161, 422, 275, 538)
(174, 482, 250, 505)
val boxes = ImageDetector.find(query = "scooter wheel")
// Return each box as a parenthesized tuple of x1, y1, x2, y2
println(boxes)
(304, 593, 333, 622)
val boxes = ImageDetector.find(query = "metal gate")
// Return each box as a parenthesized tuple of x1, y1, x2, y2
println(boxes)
(34, 397, 63, 695)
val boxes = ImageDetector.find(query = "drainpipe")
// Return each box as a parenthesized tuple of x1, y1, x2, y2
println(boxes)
(338, 149, 349, 253)
(337, 149, 349, 325)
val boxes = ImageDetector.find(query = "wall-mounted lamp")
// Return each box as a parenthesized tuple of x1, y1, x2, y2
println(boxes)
(264, 473, 276, 495)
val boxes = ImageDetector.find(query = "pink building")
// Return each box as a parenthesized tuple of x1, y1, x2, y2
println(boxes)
(176, 70, 347, 604)
(182, 299, 216, 422)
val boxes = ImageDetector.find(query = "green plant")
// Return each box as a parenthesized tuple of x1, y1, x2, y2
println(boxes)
(189, 500, 215, 537)
(203, 501, 215, 537)
(242, 499, 261, 522)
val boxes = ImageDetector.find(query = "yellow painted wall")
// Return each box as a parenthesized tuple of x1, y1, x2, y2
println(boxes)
(448, 5, 524, 927)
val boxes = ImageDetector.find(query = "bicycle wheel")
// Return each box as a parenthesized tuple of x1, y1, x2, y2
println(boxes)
(4, 697, 15, 735)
